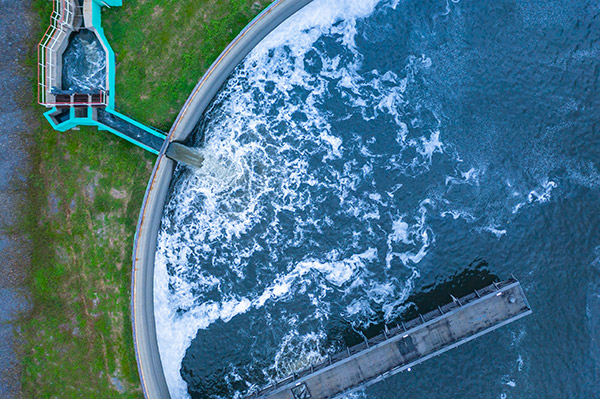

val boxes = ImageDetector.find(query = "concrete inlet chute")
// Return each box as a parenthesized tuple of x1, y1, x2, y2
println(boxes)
(37, 0, 202, 163)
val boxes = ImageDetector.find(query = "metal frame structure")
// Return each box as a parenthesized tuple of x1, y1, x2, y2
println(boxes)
(37, 0, 109, 107)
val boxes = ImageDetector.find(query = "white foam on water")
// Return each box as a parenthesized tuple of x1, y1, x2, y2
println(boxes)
(298, 248, 378, 286)
(156, 242, 381, 397)
(254, 0, 383, 54)
(346, 298, 374, 318)
(509, 326, 521, 341)
(154, 250, 254, 399)
(342, 389, 368, 399)
(502, 377, 516, 388)
(527, 179, 557, 204)
(255, 248, 380, 309)
(63, 32, 107, 91)
(386, 200, 434, 269)
(445, 167, 480, 186)
(481, 224, 507, 238)
(516, 354, 524, 372)
(152, 0, 481, 397)
(415, 130, 443, 162)
(271, 328, 327, 377)
(511, 179, 557, 214)
(440, 209, 475, 222)
(390, 217, 411, 244)
(320, 131, 343, 159)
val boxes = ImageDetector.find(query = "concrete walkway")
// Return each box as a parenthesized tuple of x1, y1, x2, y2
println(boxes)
(0, 0, 37, 397)
(254, 281, 532, 399)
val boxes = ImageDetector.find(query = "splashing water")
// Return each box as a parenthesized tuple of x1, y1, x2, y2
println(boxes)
(155, 0, 600, 398)
(62, 29, 106, 92)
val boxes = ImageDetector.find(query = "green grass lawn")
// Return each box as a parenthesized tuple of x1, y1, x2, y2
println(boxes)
(22, 0, 271, 397)
(21, 124, 153, 399)
(103, 0, 271, 130)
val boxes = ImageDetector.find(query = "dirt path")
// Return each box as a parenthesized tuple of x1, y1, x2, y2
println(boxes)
(0, 0, 38, 397)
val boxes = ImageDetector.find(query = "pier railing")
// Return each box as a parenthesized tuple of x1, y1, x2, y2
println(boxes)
(247, 277, 519, 398)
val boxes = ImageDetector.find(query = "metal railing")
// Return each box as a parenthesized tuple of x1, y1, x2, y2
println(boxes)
(247, 277, 518, 398)
(37, 0, 109, 107)
(51, 91, 109, 107)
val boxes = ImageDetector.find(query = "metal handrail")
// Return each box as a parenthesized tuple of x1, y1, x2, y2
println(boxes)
(50, 91, 108, 107)
(37, 0, 109, 107)
(38, 0, 72, 104)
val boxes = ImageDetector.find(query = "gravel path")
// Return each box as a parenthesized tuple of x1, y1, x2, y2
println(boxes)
(0, 0, 38, 397)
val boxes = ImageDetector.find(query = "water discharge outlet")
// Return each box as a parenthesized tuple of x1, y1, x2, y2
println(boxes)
(165, 143, 205, 169)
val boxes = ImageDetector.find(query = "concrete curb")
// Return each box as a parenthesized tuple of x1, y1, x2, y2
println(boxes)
(131, 1, 314, 398)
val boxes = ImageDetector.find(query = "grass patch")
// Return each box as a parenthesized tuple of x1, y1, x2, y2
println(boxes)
(21, 0, 274, 396)
(103, 0, 271, 130)
(22, 119, 153, 398)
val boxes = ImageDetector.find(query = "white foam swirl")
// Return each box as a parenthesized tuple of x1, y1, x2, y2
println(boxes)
(154, 1, 390, 397)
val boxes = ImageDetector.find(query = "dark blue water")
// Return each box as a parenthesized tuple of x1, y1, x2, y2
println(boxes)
(154, 1, 600, 398)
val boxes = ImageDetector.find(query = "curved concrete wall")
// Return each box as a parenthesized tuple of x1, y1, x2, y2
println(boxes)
(131, 1, 314, 398)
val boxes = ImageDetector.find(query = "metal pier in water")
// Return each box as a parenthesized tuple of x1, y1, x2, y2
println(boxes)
(250, 278, 532, 399)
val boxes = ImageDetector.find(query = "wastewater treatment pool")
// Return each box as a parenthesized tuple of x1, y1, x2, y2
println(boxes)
(152, 0, 600, 398)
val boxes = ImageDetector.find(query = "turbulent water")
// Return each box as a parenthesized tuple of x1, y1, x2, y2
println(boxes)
(154, 0, 600, 398)
(61, 29, 106, 92)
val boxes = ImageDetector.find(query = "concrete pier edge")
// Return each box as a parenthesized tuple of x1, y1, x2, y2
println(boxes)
(253, 280, 532, 399)
(131, 1, 314, 398)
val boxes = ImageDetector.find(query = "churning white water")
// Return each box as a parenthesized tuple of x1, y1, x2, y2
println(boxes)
(152, 0, 600, 397)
